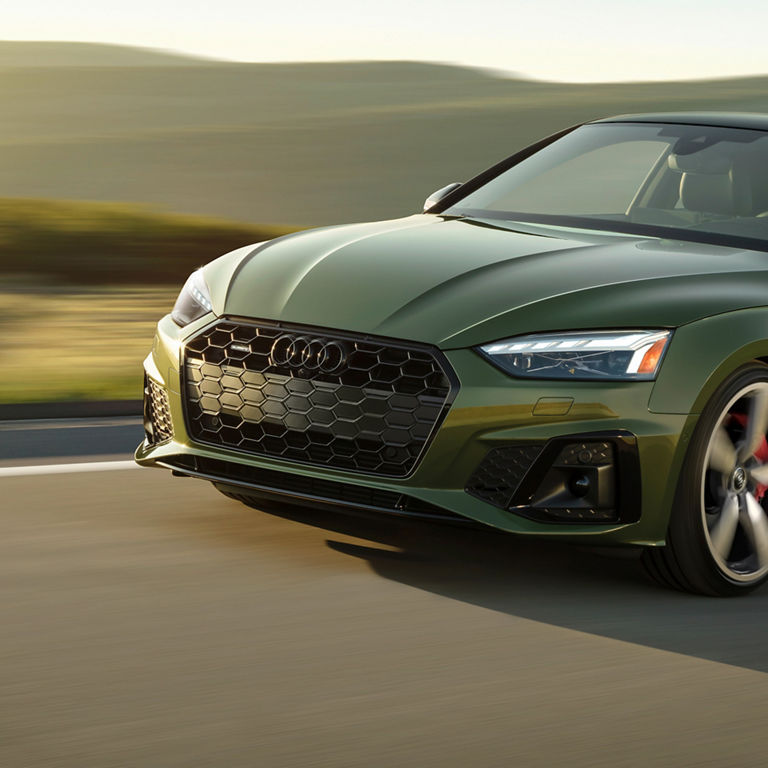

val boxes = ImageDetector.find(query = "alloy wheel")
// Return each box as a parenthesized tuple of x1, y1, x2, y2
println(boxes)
(702, 381, 768, 583)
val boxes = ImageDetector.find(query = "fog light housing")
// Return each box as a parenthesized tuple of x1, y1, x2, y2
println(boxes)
(466, 433, 640, 524)
(521, 441, 617, 521)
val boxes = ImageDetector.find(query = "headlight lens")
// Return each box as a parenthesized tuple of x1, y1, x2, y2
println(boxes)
(171, 269, 213, 327)
(479, 329, 672, 381)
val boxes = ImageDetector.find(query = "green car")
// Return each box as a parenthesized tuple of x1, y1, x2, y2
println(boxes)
(137, 112, 768, 596)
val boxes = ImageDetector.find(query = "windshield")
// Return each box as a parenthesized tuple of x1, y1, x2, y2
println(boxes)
(444, 122, 768, 249)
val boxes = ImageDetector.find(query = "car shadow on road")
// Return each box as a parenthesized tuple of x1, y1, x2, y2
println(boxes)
(255, 501, 768, 674)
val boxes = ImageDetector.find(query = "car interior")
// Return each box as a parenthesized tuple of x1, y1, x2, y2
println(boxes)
(630, 135, 768, 234)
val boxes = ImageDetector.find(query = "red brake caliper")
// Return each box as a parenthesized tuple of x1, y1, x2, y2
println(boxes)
(730, 413, 768, 501)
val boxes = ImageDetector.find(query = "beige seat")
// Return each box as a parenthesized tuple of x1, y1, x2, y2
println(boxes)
(671, 151, 753, 216)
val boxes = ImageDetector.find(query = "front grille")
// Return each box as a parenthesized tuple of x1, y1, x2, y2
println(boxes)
(163, 454, 466, 522)
(144, 375, 173, 444)
(182, 319, 458, 477)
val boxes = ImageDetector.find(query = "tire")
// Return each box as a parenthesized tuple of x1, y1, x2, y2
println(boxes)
(643, 362, 768, 596)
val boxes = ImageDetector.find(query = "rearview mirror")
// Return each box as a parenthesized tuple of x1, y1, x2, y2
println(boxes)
(423, 182, 463, 213)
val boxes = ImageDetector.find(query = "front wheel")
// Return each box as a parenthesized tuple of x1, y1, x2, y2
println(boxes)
(643, 363, 768, 596)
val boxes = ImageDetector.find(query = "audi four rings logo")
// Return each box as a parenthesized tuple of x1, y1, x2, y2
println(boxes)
(270, 335, 349, 373)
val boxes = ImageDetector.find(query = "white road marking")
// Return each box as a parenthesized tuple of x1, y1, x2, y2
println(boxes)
(0, 417, 142, 432)
(0, 460, 140, 478)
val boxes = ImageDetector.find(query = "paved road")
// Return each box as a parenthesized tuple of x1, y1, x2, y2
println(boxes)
(0, 416, 142, 463)
(2, 420, 768, 767)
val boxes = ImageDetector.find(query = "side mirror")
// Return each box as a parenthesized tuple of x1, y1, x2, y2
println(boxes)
(423, 182, 463, 213)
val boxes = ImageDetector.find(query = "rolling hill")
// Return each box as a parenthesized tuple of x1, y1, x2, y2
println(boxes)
(2, 42, 768, 226)
(0, 40, 214, 67)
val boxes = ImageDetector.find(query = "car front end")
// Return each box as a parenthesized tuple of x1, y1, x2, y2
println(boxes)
(137, 113, 768, 593)
(136, 239, 692, 546)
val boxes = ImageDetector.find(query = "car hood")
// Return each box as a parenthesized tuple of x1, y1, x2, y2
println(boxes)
(216, 214, 768, 348)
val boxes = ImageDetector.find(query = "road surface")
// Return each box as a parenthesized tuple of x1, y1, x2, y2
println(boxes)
(1, 418, 767, 767)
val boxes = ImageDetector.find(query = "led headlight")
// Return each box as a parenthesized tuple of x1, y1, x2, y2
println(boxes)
(171, 269, 213, 327)
(479, 330, 672, 381)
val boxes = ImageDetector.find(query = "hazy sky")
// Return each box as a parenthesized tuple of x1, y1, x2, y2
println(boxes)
(4, 0, 767, 82)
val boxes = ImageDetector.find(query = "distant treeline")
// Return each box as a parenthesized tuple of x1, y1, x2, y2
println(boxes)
(0, 199, 295, 284)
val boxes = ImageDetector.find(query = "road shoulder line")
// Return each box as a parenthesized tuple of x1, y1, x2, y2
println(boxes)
(0, 460, 140, 478)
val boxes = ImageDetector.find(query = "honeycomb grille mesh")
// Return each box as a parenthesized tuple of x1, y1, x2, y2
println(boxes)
(145, 376, 173, 443)
(465, 445, 542, 508)
(182, 319, 457, 476)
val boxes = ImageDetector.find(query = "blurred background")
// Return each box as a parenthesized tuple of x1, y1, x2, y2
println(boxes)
(3, 1, 768, 405)
(6, 6, 768, 768)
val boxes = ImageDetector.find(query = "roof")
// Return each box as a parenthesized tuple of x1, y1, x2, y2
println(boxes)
(592, 112, 768, 132)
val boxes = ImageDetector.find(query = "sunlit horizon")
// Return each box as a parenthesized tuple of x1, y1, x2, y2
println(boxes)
(7, 39, 768, 86)
(4, 0, 768, 83)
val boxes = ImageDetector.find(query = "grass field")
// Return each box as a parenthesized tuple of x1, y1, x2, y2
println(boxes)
(0, 197, 293, 283)
(0, 286, 176, 403)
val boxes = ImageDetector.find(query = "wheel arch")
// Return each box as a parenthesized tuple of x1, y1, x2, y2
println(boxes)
(645, 363, 768, 594)
(647, 308, 768, 542)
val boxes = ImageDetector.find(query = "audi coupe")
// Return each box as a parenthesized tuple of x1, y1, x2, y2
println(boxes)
(137, 113, 768, 596)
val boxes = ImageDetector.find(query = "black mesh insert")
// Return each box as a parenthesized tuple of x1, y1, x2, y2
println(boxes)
(466, 445, 543, 509)
(144, 375, 173, 444)
(182, 319, 457, 477)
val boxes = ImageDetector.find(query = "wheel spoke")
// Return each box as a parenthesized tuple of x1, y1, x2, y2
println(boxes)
(709, 494, 740, 560)
(749, 463, 768, 485)
(709, 426, 737, 475)
(739, 387, 768, 462)
(709, 426, 738, 475)
(741, 493, 768, 569)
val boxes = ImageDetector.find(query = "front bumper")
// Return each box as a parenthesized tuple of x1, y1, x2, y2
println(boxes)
(136, 313, 692, 545)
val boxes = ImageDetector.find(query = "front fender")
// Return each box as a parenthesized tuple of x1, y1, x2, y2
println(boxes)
(650, 306, 768, 416)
